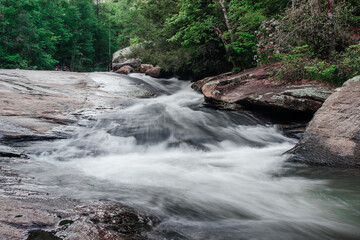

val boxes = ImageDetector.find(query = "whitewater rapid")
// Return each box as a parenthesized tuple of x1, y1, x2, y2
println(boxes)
(20, 73, 360, 239)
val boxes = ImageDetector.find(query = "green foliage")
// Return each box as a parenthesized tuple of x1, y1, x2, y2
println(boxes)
(0, 0, 61, 69)
(276, 44, 360, 86)
(276, 45, 314, 82)
(337, 44, 360, 83)
(305, 61, 339, 84)
(278, 1, 354, 60)
(256, 0, 359, 85)
(0, 0, 358, 82)
(255, 18, 282, 65)
(276, 45, 340, 84)
(0, 0, 110, 71)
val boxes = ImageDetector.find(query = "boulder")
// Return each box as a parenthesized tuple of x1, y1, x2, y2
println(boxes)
(145, 67, 162, 78)
(112, 59, 141, 72)
(112, 46, 133, 63)
(115, 65, 134, 75)
(112, 46, 142, 72)
(140, 64, 154, 73)
(192, 65, 334, 113)
(288, 76, 360, 167)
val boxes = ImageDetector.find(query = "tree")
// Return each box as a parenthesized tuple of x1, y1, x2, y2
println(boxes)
(0, 0, 109, 71)
(327, 0, 335, 62)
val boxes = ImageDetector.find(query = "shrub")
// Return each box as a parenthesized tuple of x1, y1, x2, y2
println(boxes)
(275, 45, 313, 82)
(254, 18, 283, 65)
(305, 61, 339, 84)
(338, 44, 360, 83)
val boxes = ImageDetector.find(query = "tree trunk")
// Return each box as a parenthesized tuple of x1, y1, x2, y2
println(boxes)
(96, 0, 100, 19)
(328, 0, 335, 62)
(311, 0, 320, 17)
(218, 0, 234, 43)
(213, 25, 236, 68)
(217, 0, 237, 67)
(292, 0, 296, 9)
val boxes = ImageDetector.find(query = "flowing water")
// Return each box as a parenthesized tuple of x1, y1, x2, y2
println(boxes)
(19, 73, 360, 239)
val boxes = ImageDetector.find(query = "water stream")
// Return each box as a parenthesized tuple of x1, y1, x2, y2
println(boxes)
(19, 73, 360, 239)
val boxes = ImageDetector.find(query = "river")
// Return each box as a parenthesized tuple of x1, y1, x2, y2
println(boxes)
(16, 73, 360, 239)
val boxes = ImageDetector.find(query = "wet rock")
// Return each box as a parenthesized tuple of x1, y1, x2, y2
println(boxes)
(145, 67, 162, 78)
(0, 145, 27, 158)
(112, 59, 141, 72)
(0, 69, 169, 239)
(27, 230, 61, 240)
(0, 196, 60, 239)
(0, 70, 158, 147)
(88, 204, 159, 236)
(288, 76, 360, 167)
(0, 171, 160, 240)
(58, 219, 74, 226)
(140, 64, 154, 73)
(192, 65, 334, 114)
(115, 65, 134, 75)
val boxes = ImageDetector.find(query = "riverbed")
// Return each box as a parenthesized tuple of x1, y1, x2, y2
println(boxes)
(2, 72, 360, 239)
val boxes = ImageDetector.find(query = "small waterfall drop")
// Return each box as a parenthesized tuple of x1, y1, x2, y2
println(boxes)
(20, 73, 360, 240)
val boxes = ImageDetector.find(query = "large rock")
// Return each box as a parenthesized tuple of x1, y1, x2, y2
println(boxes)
(112, 46, 133, 63)
(192, 65, 334, 113)
(145, 67, 162, 78)
(115, 65, 134, 75)
(112, 46, 142, 72)
(112, 59, 141, 72)
(140, 64, 154, 73)
(0, 70, 158, 152)
(288, 76, 360, 167)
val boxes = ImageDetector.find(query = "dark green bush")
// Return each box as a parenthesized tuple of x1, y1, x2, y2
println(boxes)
(337, 44, 360, 83)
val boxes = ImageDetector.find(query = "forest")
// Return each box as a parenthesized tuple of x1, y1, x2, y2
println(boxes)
(0, 0, 359, 83)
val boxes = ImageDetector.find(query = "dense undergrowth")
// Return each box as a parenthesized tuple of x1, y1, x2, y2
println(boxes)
(0, 0, 359, 84)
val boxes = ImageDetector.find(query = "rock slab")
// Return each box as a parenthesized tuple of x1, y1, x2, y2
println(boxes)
(192, 65, 335, 113)
(289, 76, 360, 167)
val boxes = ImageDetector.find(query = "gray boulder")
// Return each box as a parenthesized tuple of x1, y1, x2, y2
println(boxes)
(112, 46, 141, 72)
(288, 76, 360, 167)
(112, 46, 133, 63)
(112, 59, 141, 72)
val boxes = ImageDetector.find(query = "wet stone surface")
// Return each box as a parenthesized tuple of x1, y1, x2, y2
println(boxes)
(0, 69, 167, 239)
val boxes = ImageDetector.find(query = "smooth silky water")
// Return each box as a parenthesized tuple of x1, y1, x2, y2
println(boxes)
(19, 73, 360, 239)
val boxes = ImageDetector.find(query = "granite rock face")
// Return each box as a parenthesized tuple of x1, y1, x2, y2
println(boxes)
(0, 69, 167, 239)
(112, 46, 134, 63)
(289, 76, 360, 167)
(192, 65, 334, 113)
(0, 70, 157, 157)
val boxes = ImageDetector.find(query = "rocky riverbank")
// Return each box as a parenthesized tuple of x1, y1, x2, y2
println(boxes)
(0, 69, 176, 239)
(191, 65, 335, 115)
(112, 47, 164, 78)
(1, 67, 359, 239)
(0, 161, 158, 240)
(191, 66, 359, 167)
